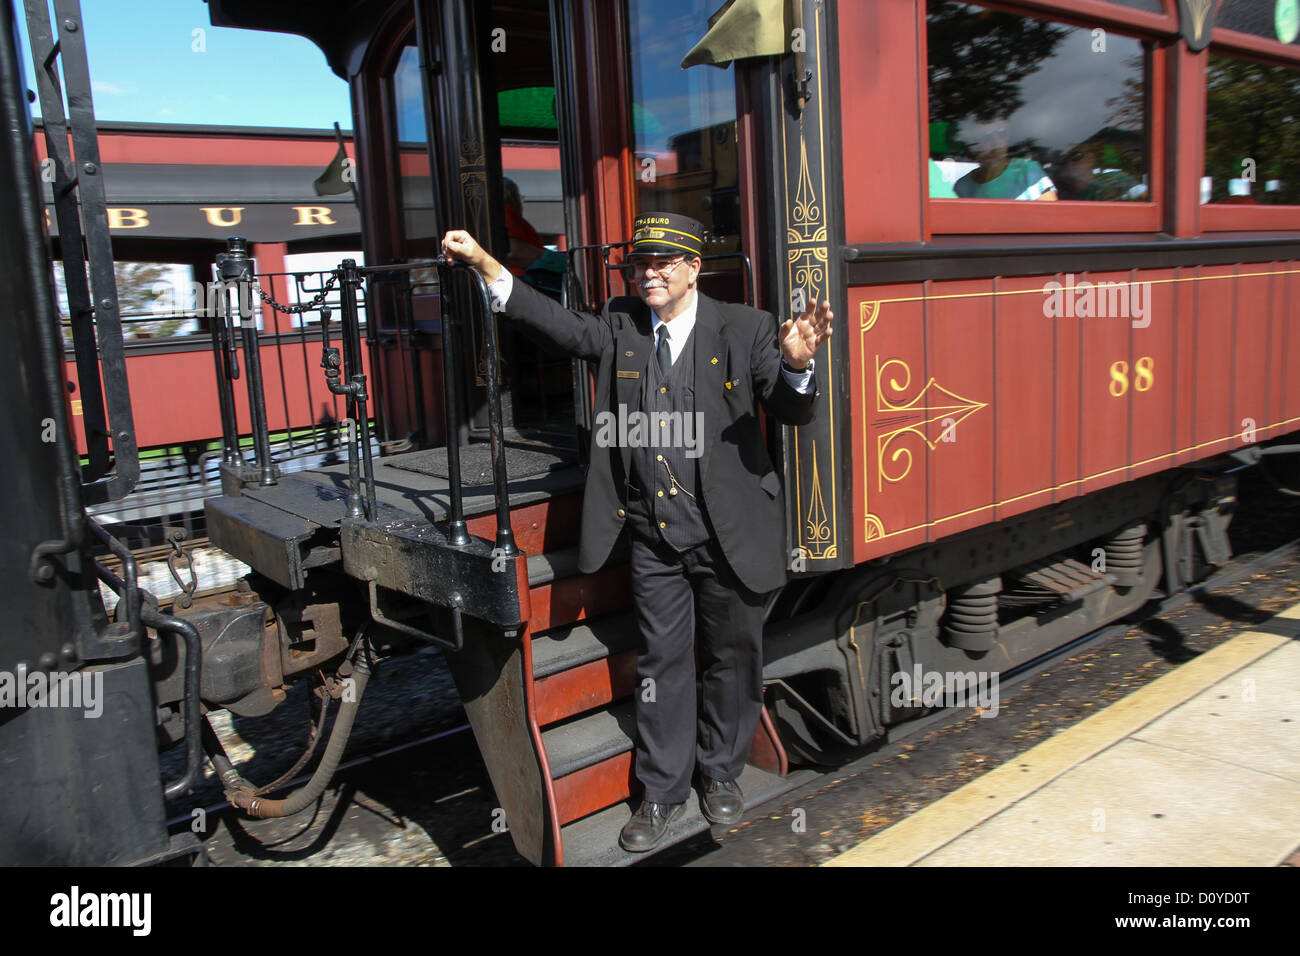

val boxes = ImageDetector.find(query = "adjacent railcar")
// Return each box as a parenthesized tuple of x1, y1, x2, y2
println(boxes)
(4, 0, 1297, 868)
(44, 129, 560, 457)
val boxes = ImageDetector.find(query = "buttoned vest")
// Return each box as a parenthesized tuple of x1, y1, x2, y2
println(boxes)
(628, 327, 709, 551)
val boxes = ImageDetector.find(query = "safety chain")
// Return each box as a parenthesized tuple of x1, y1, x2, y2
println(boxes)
(166, 529, 198, 610)
(251, 271, 341, 315)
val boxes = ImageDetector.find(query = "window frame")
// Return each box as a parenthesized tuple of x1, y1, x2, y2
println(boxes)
(922, 0, 1175, 237)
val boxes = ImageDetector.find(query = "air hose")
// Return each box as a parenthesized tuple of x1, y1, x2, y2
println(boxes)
(225, 654, 371, 819)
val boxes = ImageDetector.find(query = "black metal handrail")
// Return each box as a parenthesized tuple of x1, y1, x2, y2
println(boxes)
(25, 0, 138, 504)
(321, 257, 377, 521)
(356, 258, 517, 557)
(208, 240, 372, 493)
(206, 241, 517, 556)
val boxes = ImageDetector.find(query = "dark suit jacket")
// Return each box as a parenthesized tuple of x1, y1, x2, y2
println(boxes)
(502, 278, 818, 594)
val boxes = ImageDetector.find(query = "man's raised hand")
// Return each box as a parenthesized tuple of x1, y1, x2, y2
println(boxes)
(779, 298, 833, 370)
(441, 230, 504, 283)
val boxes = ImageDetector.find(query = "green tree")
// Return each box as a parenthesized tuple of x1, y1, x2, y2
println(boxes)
(926, 1, 1069, 125)
(114, 262, 185, 338)
(57, 261, 191, 344)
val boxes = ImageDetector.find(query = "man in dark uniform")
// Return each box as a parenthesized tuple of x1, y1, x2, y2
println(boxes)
(441, 213, 832, 851)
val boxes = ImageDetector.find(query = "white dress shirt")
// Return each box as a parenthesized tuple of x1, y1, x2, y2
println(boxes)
(487, 268, 814, 392)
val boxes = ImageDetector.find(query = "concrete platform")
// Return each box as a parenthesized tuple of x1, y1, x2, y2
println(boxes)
(826, 602, 1300, 867)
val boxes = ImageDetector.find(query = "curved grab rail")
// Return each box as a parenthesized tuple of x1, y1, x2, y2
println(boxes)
(357, 258, 516, 556)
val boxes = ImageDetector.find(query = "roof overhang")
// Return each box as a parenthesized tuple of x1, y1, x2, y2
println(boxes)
(204, 0, 398, 79)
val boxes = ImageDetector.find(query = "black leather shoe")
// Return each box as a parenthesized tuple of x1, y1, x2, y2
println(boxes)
(699, 775, 744, 825)
(619, 801, 684, 852)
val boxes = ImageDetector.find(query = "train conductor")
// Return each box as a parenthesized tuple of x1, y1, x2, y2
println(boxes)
(441, 212, 833, 852)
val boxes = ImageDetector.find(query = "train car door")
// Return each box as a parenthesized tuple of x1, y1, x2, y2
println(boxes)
(355, 0, 581, 457)
(366, 0, 763, 464)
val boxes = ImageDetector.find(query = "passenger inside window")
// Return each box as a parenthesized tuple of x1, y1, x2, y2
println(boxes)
(952, 120, 1057, 200)
(1054, 143, 1147, 201)
(928, 157, 958, 198)
(503, 177, 545, 275)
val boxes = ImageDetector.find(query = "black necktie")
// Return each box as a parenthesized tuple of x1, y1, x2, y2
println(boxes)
(655, 325, 671, 376)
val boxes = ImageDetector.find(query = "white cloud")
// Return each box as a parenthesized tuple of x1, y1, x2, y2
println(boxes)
(91, 80, 127, 96)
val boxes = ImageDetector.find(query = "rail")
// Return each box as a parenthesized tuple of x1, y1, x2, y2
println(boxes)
(204, 242, 373, 495)
(356, 257, 517, 556)
(25, 0, 138, 505)
(207, 239, 516, 555)
(65, 261, 373, 541)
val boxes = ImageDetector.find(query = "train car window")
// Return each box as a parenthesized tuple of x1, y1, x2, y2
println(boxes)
(392, 43, 439, 258)
(926, 0, 1150, 203)
(282, 251, 367, 332)
(1203, 54, 1300, 204)
(1216, 0, 1300, 44)
(627, 0, 741, 258)
(55, 261, 206, 340)
(393, 43, 424, 143)
(498, 86, 558, 138)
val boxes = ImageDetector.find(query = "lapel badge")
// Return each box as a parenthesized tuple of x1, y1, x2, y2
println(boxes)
(625, 350, 635, 357)
(710, 356, 719, 365)
(725, 381, 733, 390)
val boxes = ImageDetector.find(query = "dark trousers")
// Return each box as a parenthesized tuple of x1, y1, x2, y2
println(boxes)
(628, 531, 767, 805)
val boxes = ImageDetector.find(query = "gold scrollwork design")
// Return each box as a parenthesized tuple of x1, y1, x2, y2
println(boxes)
(462, 170, 486, 228)
(788, 247, 826, 308)
(791, 139, 820, 232)
(877, 357, 913, 406)
(860, 301, 881, 332)
(1185, 0, 1213, 40)
(783, 3, 836, 561)
(460, 117, 484, 168)
(874, 357, 988, 491)
(878, 433, 918, 488)
(794, 265, 825, 299)
(802, 444, 835, 558)
(863, 514, 885, 541)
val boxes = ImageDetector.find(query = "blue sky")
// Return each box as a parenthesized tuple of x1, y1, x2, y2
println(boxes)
(18, 0, 353, 129)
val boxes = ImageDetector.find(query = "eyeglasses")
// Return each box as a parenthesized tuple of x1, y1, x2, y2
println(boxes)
(622, 256, 688, 280)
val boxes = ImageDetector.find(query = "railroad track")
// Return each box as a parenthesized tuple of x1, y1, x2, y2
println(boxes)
(96, 535, 252, 609)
